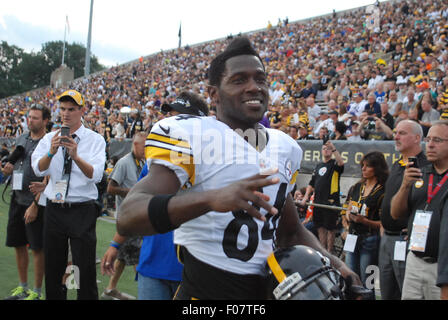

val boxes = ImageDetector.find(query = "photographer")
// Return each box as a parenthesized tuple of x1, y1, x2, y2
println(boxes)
(360, 111, 394, 140)
(3, 104, 50, 300)
(301, 140, 344, 254)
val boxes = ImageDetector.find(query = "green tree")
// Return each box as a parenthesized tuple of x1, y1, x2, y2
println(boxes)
(15, 52, 51, 90)
(0, 41, 24, 98)
(40, 41, 104, 79)
(0, 40, 106, 98)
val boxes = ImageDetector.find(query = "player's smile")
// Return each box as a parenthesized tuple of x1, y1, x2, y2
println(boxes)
(212, 54, 268, 130)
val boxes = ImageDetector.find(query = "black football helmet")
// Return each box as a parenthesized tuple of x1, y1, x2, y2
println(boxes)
(265, 245, 344, 300)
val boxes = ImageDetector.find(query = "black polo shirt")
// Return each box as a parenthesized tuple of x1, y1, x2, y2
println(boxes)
(381, 152, 428, 232)
(309, 159, 344, 206)
(407, 164, 448, 260)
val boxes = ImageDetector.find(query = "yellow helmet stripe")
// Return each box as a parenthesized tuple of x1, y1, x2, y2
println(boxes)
(267, 252, 287, 283)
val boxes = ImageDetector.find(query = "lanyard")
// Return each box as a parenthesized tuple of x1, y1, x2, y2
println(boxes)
(132, 152, 143, 176)
(427, 172, 448, 205)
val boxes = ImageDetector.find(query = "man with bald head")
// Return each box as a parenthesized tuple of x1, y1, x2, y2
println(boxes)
(379, 120, 428, 300)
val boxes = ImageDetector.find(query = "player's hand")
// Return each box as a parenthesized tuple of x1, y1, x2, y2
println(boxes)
(207, 168, 280, 221)
(101, 247, 119, 276)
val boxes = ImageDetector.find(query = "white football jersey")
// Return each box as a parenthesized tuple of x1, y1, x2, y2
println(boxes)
(145, 115, 302, 275)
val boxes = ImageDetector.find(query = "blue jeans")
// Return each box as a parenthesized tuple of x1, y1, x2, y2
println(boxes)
(137, 273, 180, 300)
(345, 234, 379, 286)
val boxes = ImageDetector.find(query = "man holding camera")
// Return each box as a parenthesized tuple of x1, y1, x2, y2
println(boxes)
(31, 90, 106, 300)
(379, 120, 427, 300)
(360, 111, 394, 141)
(3, 104, 51, 300)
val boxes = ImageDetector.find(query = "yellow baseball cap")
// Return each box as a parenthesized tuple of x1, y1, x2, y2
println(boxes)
(58, 89, 85, 107)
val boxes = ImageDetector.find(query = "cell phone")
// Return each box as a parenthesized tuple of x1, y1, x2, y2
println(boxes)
(322, 134, 329, 145)
(408, 156, 418, 169)
(60, 126, 70, 142)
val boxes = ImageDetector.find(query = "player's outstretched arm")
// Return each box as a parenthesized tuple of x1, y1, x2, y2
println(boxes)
(117, 164, 280, 236)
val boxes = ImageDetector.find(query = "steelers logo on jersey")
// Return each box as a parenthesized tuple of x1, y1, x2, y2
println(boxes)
(318, 167, 327, 176)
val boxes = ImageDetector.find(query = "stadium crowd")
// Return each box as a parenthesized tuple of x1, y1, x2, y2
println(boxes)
(1, 0, 448, 300)
(0, 0, 447, 144)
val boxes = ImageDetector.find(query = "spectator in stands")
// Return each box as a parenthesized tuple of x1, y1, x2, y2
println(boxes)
(299, 80, 317, 99)
(288, 125, 299, 141)
(402, 88, 418, 113)
(313, 109, 331, 137)
(374, 82, 387, 104)
(380, 102, 395, 130)
(347, 121, 362, 142)
(388, 90, 403, 117)
(364, 93, 382, 118)
(419, 96, 441, 136)
(348, 92, 367, 118)
(333, 121, 348, 140)
(306, 96, 321, 125)
(360, 111, 394, 141)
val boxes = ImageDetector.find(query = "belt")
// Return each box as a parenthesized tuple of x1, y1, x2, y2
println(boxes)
(420, 256, 437, 264)
(49, 200, 97, 208)
(413, 252, 438, 264)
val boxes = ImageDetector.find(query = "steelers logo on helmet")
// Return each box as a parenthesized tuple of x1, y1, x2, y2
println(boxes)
(265, 245, 344, 300)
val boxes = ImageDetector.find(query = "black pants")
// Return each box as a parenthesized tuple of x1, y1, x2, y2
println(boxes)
(44, 201, 98, 300)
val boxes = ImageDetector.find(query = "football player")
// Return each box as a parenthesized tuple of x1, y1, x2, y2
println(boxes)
(117, 37, 361, 299)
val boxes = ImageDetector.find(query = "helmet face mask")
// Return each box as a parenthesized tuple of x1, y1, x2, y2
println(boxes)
(266, 245, 345, 300)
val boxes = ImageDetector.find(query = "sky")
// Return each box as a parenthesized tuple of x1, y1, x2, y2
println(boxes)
(0, 0, 387, 68)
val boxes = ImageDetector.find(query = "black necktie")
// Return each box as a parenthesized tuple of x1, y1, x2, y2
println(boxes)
(62, 134, 79, 197)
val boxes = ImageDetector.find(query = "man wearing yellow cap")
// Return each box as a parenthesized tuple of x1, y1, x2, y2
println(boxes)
(31, 89, 106, 300)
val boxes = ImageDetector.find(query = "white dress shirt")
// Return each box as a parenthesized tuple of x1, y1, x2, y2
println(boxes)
(31, 125, 106, 203)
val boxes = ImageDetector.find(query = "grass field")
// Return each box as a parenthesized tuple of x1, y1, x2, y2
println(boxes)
(0, 184, 138, 300)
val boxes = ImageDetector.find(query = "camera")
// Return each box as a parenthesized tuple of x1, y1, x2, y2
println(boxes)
(408, 156, 418, 169)
(1, 146, 25, 167)
(367, 117, 375, 121)
(60, 126, 70, 143)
